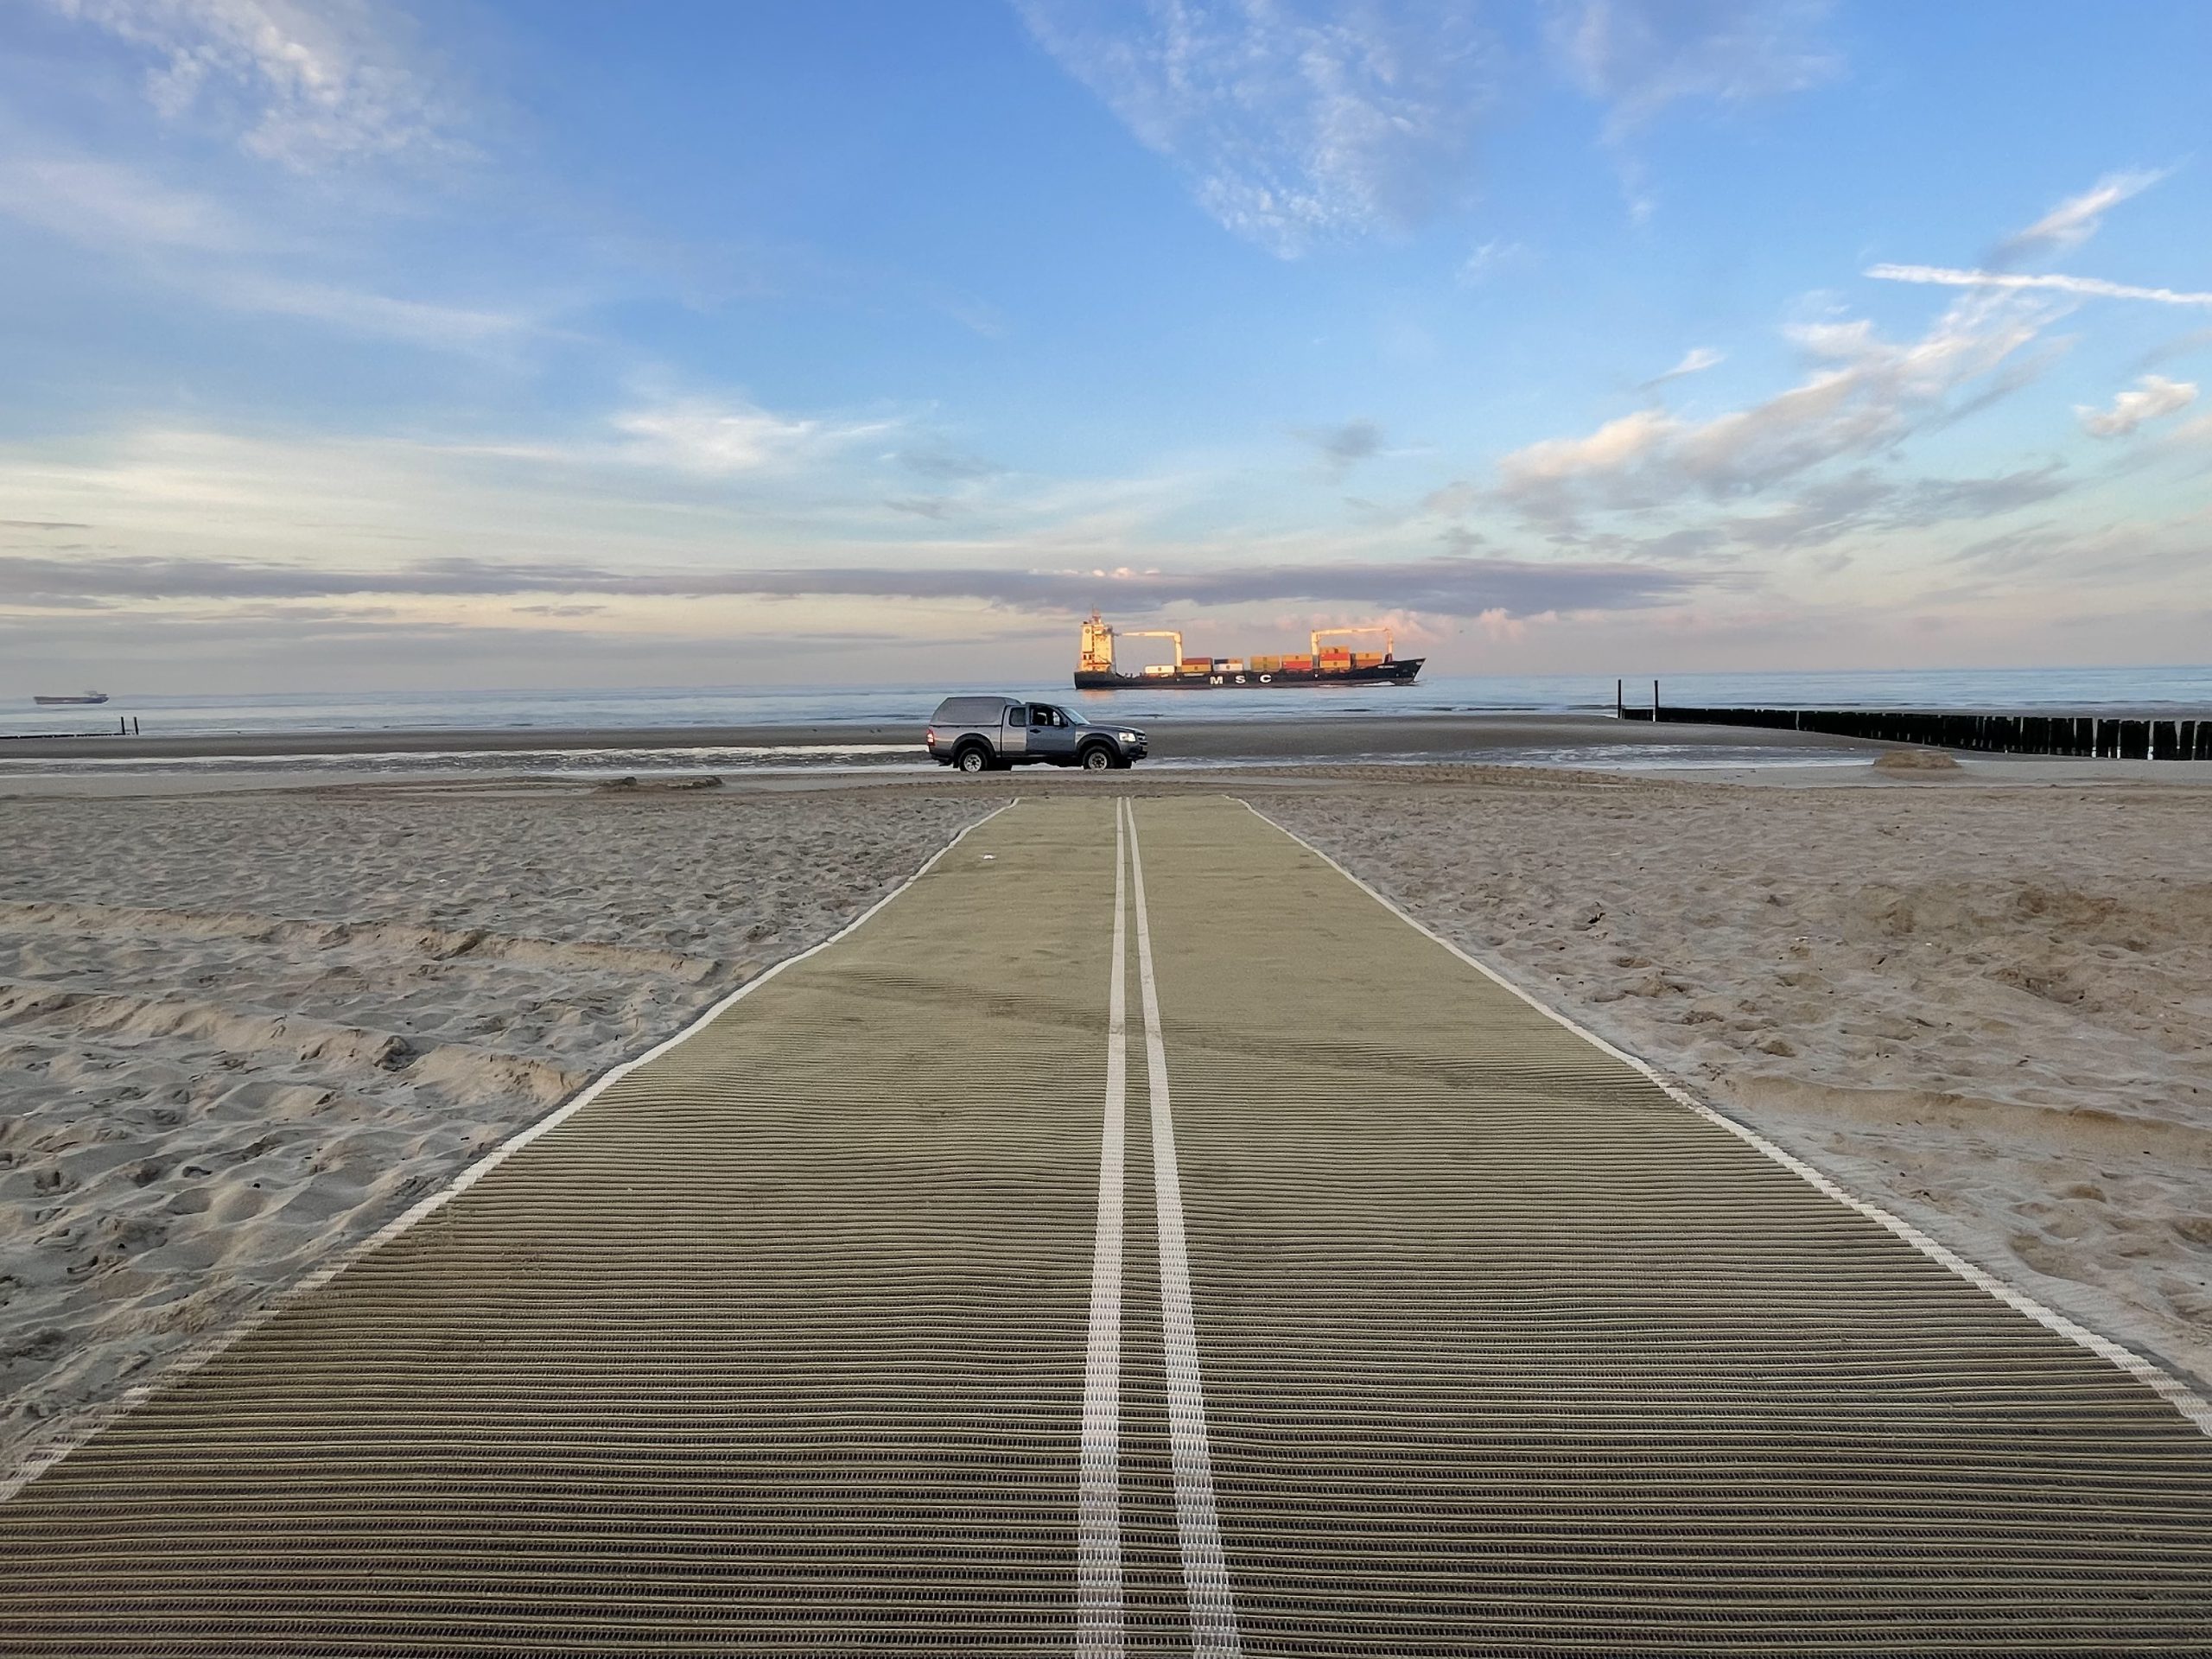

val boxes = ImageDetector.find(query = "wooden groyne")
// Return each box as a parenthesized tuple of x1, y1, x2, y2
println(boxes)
(1617, 697, 2210, 760)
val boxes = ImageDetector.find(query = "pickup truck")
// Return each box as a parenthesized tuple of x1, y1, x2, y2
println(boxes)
(925, 696, 1147, 772)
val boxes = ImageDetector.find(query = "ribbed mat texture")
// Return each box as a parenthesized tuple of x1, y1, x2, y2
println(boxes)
(3, 795, 2208, 1656)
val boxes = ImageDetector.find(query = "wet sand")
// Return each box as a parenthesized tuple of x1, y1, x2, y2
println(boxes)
(2, 711, 1879, 764)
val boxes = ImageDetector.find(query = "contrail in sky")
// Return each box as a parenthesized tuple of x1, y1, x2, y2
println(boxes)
(1866, 263, 2212, 308)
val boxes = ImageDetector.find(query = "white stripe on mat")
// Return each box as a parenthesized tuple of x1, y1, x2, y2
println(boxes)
(1077, 802, 1129, 1657)
(1123, 798, 1242, 1657)
(1234, 795, 2212, 1441)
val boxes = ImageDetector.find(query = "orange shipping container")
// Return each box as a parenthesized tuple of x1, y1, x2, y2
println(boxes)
(1281, 656, 1313, 671)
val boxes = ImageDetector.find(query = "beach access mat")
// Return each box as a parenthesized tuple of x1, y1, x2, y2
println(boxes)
(3, 795, 2209, 1655)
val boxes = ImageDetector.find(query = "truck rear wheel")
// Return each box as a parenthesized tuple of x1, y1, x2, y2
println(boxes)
(955, 745, 993, 774)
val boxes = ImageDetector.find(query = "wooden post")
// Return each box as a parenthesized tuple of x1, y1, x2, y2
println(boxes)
(1615, 677, 1623, 718)
(1652, 679, 1660, 719)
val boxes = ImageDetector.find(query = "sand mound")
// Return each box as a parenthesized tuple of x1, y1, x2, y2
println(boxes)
(1873, 746, 1962, 772)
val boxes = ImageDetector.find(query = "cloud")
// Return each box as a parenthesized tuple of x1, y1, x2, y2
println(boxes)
(1723, 463, 2069, 550)
(0, 156, 251, 252)
(1639, 345, 1723, 389)
(1866, 264, 2212, 309)
(0, 550, 1700, 618)
(1456, 238, 1527, 285)
(1992, 168, 2164, 265)
(2075, 373, 2197, 438)
(1549, 0, 1839, 132)
(1016, 0, 1496, 257)
(1495, 293, 2049, 522)
(894, 444, 1004, 482)
(586, 398, 896, 477)
(44, 0, 467, 169)
(1299, 418, 1382, 477)
(214, 272, 531, 346)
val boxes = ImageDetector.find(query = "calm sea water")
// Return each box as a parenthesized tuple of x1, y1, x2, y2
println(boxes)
(10, 665, 2211, 741)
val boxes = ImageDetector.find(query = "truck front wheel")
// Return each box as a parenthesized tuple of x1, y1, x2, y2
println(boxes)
(1079, 744, 1116, 772)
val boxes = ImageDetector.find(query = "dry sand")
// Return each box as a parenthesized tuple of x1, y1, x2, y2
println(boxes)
(5, 762, 2209, 1491)
(0, 784, 979, 1484)
(1263, 768, 2212, 1396)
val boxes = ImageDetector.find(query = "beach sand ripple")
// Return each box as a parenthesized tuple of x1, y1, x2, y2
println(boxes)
(0, 785, 976, 1481)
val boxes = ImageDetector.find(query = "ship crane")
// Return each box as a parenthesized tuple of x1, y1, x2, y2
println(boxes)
(1079, 612, 1182, 674)
(1311, 625, 1395, 660)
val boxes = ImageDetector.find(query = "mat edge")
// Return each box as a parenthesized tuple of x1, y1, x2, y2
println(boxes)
(1231, 794, 2212, 1440)
(0, 797, 1021, 1502)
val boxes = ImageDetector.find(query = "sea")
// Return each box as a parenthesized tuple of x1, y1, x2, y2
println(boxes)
(6, 665, 2209, 781)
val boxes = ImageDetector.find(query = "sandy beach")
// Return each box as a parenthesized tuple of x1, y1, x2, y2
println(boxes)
(4, 755, 2209, 1488)
(0, 784, 981, 1484)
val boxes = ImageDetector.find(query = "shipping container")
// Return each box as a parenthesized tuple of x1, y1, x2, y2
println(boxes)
(1281, 656, 1313, 671)
(1250, 656, 1281, 671)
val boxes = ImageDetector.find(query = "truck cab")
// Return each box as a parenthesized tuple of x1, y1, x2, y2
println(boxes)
(925, 696, 1147, 772)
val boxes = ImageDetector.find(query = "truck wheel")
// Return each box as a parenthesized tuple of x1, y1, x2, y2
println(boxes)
(1080, 745, 1115, 772)
(955, 745, 992, 774)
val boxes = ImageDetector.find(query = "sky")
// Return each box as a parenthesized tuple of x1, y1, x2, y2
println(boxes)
(2, 0, 2209, 693)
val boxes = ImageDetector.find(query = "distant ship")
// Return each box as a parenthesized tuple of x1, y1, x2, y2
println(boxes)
(1074, 613, 1423, 690)
(33, 691, 109, 706)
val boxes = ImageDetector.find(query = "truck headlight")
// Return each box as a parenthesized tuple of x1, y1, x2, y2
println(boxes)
(1119, 730, 1137, 742)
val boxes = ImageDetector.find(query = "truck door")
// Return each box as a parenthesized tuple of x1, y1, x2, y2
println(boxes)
(1027, 704, 1076, 760)
(998, 704, 1027, 757)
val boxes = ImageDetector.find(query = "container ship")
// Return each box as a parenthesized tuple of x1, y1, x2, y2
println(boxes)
(1074, 613, 1422, 690)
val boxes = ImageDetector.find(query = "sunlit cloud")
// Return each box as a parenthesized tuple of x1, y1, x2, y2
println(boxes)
(1991, 168, 2165, 265)
(42, 0, 470, 170)
(2075, 373, 2196, 438)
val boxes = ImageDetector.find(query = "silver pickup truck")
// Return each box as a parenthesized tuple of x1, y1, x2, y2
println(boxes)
(925, 696, 1147, 772)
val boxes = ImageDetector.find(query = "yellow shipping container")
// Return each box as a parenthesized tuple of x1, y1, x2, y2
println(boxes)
(1251, 656, 1282, 671)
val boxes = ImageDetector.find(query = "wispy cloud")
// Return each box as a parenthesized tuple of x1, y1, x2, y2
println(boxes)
(1639, 345, 1723, 389)
(1866, 264, 2212, 308)
(1455, 237, 1527, 285)
(2075, 373, 2197, 438)
(44, 0, 468, 170)
(1298, 418, 1382, 478)
(1015, 0, 1496, 257)
(1548, 0, 1839, 133)
(1992, 168, 2165, 265)
(216, 272, 531, 346)
(602, 397, 900, 477)
(0, 153, 535, 349)
(1496, 293, 2049, 523)
(0, 156, 252, 251)
(0, 549, 1700, 618)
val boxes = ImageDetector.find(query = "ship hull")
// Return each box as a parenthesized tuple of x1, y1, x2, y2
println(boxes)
(1075, 659, 1423, 690)
(34, 695, 108, 706)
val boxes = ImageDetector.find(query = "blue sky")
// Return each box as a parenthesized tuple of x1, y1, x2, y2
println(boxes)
(3, 0, 2209, 691)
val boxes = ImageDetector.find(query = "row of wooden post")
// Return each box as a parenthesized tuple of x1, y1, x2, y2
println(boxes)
(1614, 680, 2210, 760)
